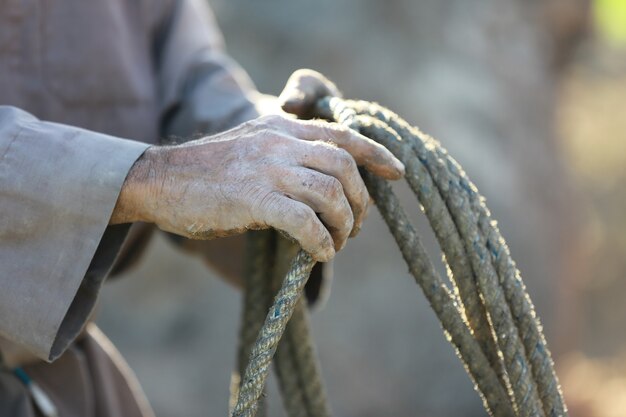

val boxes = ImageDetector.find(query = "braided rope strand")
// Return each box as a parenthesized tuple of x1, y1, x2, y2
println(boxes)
(276, 301, 330, 417)
(316, 97, 513, 415)
(271, 237, 312, 417)
(362, 170, 515, 417)
(326, 100, 545, 416)
(345, 99, 566, 417)
(355, 111, 545, 416)
(272, 237, 330, 417)
(282, 302, 330, 417)
(232, 251, 316, 417)
(232, 96, 567, 417)
(318, 99, 507, 390)
(274, 313, 310, 417)
(231, 231, 275, 416)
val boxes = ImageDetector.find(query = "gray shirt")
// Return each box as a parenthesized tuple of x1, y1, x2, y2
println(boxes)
(0, 0, 259, 363)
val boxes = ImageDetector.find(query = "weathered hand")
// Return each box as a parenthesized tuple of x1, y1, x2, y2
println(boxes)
(113, 114, 404, 261)
(112, 118, 403, 262)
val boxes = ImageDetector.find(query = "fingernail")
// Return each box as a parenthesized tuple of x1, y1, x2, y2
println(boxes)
(349, 224, 361, 238)
(321, 246, 336, 262)
(280, 98, 300, 113)
(394, 160, 406, 177)
(278, 96, 291, 108)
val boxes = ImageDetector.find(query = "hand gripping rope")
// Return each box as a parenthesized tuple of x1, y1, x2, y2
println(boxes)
(229, 96, 568, 417)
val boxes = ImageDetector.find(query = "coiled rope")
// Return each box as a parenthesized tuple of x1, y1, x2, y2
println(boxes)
(230, 96, 568, 417)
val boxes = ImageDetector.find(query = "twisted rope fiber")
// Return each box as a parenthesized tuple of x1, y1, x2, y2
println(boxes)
(251, 233, 308, 417)
(345, 103, 510, 394)
(366, 116, 543, 416)
(273, 303, 315, 417)
(271, 237, 331, 417)
(318, 96, 566, 416)
(232, 232, 328, 417)
(230, 231, 275, 417)
(318, 100, 544, 416)
(343, 99, 567, 417)
(334, 103, 509, 391)
(232, 97, 567, 417)
(232, 250, 316, 417)
(361, 168, 514, 416)
(275, 300, 330, 417)
(319, 102, 517, 416)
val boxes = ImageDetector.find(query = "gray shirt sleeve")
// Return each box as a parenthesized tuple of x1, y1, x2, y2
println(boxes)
(0, 106, 149, 361)
(157, 0, 261, 139)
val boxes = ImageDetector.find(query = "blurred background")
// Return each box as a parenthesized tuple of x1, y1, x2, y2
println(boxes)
(97, 0, 626, 416)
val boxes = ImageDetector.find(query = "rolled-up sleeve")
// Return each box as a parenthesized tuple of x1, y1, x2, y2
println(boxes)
(0, 106, 149, 361)
(158, 0, 261, 138)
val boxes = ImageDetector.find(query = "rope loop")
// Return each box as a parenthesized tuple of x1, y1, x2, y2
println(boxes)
(230, 96, 568, 417)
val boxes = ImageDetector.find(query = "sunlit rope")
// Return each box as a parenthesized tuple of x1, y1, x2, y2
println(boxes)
(230, 96, 567, 417)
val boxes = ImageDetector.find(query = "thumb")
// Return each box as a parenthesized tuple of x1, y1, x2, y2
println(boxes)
(278, 69, 342, 119)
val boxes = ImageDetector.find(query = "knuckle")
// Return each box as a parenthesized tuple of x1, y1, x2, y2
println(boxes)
(319, 176, 343, 200)
(238, 118, 259, 135)
(335, 148, 357, 171)
(328, 122, 349, 138)
(242, 117, 261, 127)
(252, 131, 276, 149)
(256, 129, 292, 148)
(328, 122, 347, 133)
(340, 206, 354, 232)
(341, 195, 355, 221)
(308, 222, 330, 251)
(259, 114, 284, 125)
(253, 115, 286, 133)
(255, 127, 273, 140)
(292, 204, 313, 224)
(360, 188, 370, 209)
(295, 208, 324, 242)
(307, 216, 324, 239)
(303, 120, 332, 138)
(320, 125, 337, 142)
(252, 191, 282, 217)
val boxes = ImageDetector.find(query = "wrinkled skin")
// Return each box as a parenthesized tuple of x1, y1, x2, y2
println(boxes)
(111, 69, 404, 262)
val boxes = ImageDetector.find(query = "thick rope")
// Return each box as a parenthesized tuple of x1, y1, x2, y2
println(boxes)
(275, 301, 330, 417)
(232, 232, 329, 417)
(230, 230, 275, 417)
(272, 237, 331, 417)
(345, 102, 509, 394)
(318, 96, 566, 416)
(362, 169, 515, 414)
(231, 96, 567, 417)
(346, 100, 566, 417)
(269, 236, 308, 417)
(232, 250, 316, 417)
(319, 101, 544, 416)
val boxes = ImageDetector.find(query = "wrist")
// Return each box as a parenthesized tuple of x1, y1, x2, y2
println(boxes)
(110, 146, 161, 225)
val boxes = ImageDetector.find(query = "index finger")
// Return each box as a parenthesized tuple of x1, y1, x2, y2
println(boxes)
(287, 119, 405, 180)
